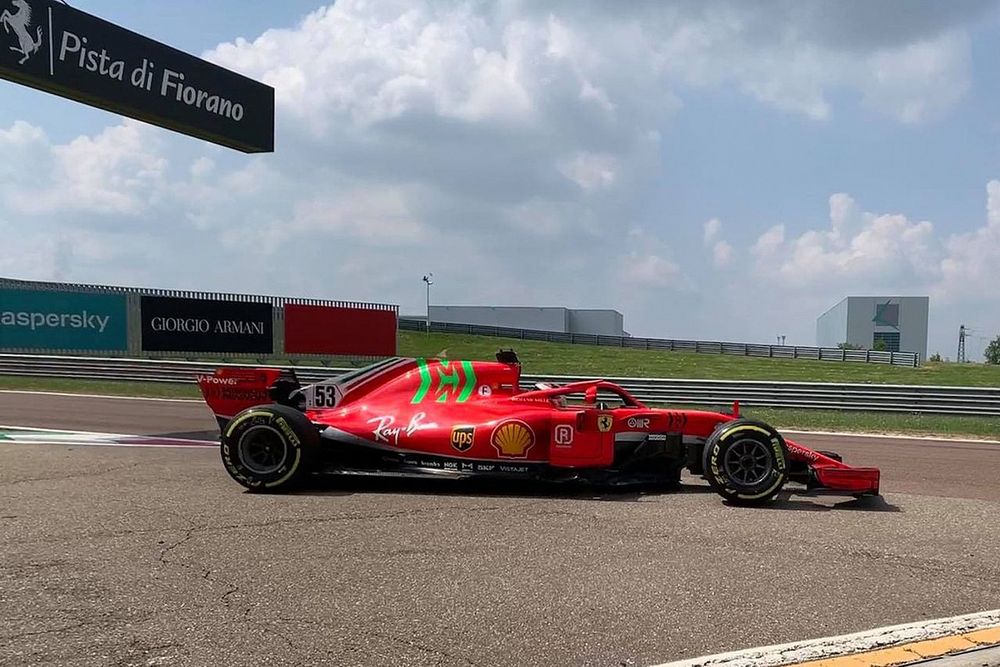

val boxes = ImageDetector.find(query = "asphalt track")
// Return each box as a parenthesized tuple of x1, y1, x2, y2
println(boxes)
(1, 391, 999, 667)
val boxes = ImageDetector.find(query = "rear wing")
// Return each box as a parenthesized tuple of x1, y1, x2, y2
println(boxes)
(196, 367, 302, 427)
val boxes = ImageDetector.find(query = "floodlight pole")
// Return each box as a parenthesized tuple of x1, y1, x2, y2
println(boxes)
(422, 273, 434, 333)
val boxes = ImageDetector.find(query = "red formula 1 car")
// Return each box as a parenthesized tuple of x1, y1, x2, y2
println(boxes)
(197, 351, 880, 505)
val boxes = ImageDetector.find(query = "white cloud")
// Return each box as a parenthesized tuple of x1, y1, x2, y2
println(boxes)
(860, 31, 971, 124)
(620, 252, 684, 288)
(712, 240, 733, 268)
(0, 0, 993, 352)
(703, 218, 721, 244)
(558, 152, 618, 190)
(753, 225, 785, 257)
(751, 193, 936, 288)
(937, 180, 1000, 304)
(285, 187, 424, 243)
(1, 122, 165, 217)
(204, 2, 554, 132)
(0, 119, 46, 146)
(622, 1, 984, 123)
(703, 218, 732, 267)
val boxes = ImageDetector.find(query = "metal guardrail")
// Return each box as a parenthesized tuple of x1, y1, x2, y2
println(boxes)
(1, 354, 993, 416)
(398, 318, 921, 367)
(0, 276, 397, 360)
(1, 276, 398, 311)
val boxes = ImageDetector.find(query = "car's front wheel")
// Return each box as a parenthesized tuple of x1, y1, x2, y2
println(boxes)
(220, 404, 318, 492)
(702, 419, 788, 505)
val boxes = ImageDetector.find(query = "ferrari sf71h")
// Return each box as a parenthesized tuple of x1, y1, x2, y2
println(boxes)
(197, 351, 880, 505)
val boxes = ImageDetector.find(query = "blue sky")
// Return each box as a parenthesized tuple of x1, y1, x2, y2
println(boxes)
(3, 0, 1000, 359)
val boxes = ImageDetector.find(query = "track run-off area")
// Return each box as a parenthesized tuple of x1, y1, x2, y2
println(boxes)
(1, 390, 999, 666)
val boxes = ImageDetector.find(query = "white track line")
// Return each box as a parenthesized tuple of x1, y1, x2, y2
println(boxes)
(1, 440, 214, 450)
(0, 424, 181, 438)
(650, 608, 1000, 667)
(0, 425, 215, 449)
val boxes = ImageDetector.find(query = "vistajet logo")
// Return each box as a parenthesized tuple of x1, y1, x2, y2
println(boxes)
(0, 309, 111, 333)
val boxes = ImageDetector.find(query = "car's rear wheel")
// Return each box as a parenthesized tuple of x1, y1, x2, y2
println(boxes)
(702, 419, 788, 505)
(220, 404, 318, 492)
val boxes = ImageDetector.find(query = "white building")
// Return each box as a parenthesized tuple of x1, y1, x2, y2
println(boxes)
(816, 296, 929, 359)
(429, 305, 625, 337)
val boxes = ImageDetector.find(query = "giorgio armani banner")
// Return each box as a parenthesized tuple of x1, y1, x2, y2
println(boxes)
(140, 297, 273, 353)
(0, 0, 274, 152)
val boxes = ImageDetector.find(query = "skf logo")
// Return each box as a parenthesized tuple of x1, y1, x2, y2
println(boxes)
(597, 414, 613, 433)
(2, 1, 43, 65)
(553, 424, 574, 446)
(450, 425, 474, 452)
(490, 420, 535, 458)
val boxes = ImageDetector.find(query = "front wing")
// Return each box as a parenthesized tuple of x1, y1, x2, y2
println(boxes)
(786, 438, 880, 496)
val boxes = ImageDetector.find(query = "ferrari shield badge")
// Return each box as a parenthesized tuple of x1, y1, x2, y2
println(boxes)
(597, 414, 613, 432)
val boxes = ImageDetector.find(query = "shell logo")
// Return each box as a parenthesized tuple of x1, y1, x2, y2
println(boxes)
(490, 420, 535, 458)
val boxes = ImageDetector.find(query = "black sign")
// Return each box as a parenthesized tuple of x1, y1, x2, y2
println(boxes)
(0, 0, 274, 152)
(141, 296, 273, 353)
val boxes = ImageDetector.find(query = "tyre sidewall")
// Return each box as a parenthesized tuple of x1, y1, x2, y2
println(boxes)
(703, 420, 788, 504)
(221, 406, 313, 491)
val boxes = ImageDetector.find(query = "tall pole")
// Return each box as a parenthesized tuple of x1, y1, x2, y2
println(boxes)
(957, 324, 966, 363)
(422, 273, 433, 333)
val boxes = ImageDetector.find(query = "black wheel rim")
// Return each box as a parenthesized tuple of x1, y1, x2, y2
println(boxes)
(722, 437, 772, 486)
(238, 426, 288, 475)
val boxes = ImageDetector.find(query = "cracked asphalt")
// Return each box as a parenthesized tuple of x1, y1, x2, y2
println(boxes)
(1, 392, 1000, 666)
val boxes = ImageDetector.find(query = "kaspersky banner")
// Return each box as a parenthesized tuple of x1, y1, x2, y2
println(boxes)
(0, 0, 274, 152)
(0, 288, 127, 350)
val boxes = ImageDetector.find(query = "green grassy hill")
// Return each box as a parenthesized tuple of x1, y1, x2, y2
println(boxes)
(397, 331, 998, 386)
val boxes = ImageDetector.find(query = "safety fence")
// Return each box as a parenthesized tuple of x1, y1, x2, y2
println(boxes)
(398, 318, 921, 367)
(0, 277, 398, 359)
(1, 354, 992, 415)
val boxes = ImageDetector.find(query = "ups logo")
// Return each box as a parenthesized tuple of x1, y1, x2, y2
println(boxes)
(450, 425, 475, 452)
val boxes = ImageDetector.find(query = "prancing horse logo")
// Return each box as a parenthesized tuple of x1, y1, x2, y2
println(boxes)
(2, 0, 43, 65)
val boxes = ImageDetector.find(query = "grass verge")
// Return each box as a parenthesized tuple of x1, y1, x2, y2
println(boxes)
(742, 407, 997, 440)
(1, 375, 995, 440)
(88, 331, 1000, 386)
(397, 332, 1000, 386)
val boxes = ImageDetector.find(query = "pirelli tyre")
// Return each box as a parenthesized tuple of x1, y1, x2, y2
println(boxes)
(220, 405, 318, 492)
(702, 419, 789, 505)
